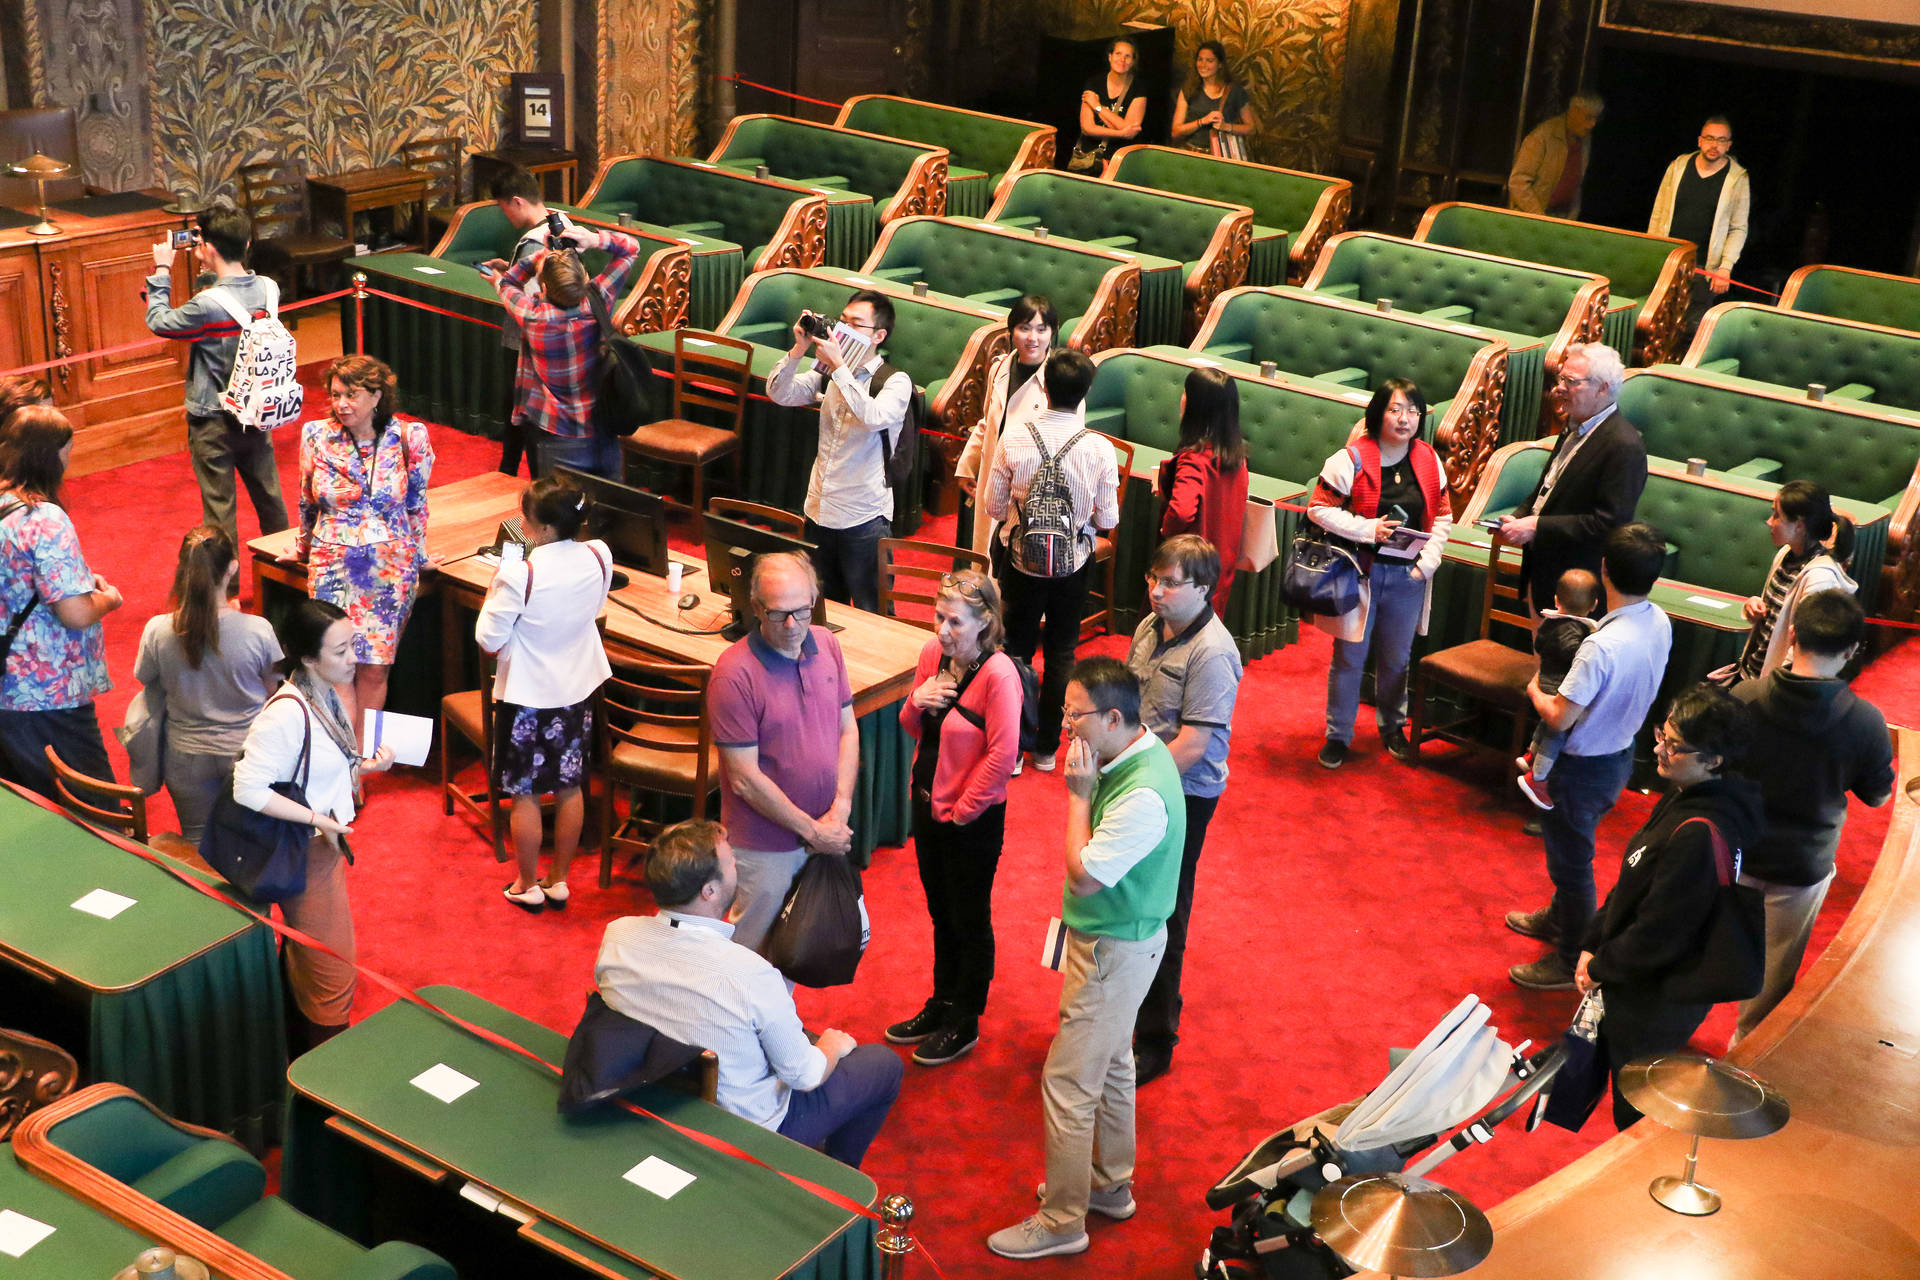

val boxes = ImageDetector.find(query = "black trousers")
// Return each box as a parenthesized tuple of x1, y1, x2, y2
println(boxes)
(913, 795, 1006, 1017)
(1602, 984, 1712, 1129)
(1002, 560, 1092, 753)
(1134, 793, 1221, 1054)
(806, 515, 891, 616)
(498, 417, 535, 478)
(0, 703, 112, 803)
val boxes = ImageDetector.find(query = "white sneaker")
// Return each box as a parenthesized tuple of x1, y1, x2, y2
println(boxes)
(987, 1214, 1089, 1259)
(1012, 755, 1024, 777)
(1031, 751, 1058, 773)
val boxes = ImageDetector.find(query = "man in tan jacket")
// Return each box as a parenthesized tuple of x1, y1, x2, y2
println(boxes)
(1509, 94, 1604, 219)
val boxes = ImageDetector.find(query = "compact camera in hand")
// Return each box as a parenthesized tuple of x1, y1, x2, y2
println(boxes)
(171, 229, 201, 249)
(797, 311, 834, 340)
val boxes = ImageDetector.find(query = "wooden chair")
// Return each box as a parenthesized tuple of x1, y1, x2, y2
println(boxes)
(878, 537, 989, 630)
(621, 331, 753, 520)
(235, 159, 355, 300)
(1408, 533, 1538, 769)
(0, 1026, 79, 1142)
(597, 656, 720, 888)
(399, 135, 464, 241)
(660, 1049, 721, 1104)
(707, 496, 805, 539)
(1081, 432, 1135, 638)
(440, 653, 509, 863)
(45, 745, 152, 843)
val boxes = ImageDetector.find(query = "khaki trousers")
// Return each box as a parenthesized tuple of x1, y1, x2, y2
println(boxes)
(280, 834, 357, 1026)
(1039, 926, 1165, 1232)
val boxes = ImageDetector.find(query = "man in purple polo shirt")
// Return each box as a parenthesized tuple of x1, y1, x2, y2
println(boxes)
(708, 552, 860, 952)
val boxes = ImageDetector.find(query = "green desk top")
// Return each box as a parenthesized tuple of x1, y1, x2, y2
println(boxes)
(288, 985, 876, 1280)
(0, 788, 251, 992)
(355, 253, 502, 303)
(702, 161, 875, 207)
(0, 1152, 160, 1273)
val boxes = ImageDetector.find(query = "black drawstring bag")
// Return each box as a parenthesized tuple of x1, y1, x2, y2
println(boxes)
(763, 854, 867, 988)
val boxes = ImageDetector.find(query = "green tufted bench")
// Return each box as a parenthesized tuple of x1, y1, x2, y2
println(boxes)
(1306, 231, 1612, 447)
(1781, 263, 1920, 335)
(16, 1085, 454, 1280)
(1104, 144, 1351, 286)
(857, 215, 1142, 353)
(1190, 285, 1511, 511)
(1415, 202, 1694, 365)
(577, 155, 830, 327)
(982, 169, 1253, 346)
(835, 94, 1055, 219)
(704, 114, 950, 268)
(1084, 346, 1395, 658)
(628, 268, 1007, 536)
(1685, 301, 1920, 417)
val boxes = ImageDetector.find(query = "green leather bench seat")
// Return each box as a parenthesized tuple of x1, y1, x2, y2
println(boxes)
(1106, 145, 1351, 285)
(707, 115, 950, 266)
(942, 214, 1181, 349)
(861, 216, 1143, 353)
(987, 169, 1253, 344)
(1685, 302, 1920, 417)
(1782, 264, 1920, 335)
(837, 95, 1054, 219)
(1416, 201, 1695, 365)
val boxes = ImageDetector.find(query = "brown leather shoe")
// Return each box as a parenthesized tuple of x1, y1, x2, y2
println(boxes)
(1508, 955, 1576, 991)
(1504, 907, 1559, 943)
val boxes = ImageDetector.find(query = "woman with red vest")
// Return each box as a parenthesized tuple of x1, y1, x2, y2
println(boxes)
(1307, 378, 1453, 769)
(1159, 366, 1250, 616)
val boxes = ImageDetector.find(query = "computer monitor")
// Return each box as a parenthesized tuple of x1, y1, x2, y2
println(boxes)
(700, 511, 836, 640)
(553, 466, 670, 578)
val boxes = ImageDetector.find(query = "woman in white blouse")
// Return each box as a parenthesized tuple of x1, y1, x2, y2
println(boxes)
(232, 599, 394, 1048)
(954, 296, 1071, 563)
(475, 477, 613, 910)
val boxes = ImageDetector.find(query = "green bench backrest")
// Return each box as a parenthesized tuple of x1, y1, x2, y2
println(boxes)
(50, 1096, 199, 1185)
(874, 220, 1120, 322)
(718, 117, 936, 205)
(1422, 204, 1677, 301)
(1787, 267, 1920, 334)
(582, 159, 804, 255)
(1637, 475, 1786, 594)
(995, 171, 1229, 265)
(840, 97, 1035, 178)
(435, 202, 675, 270)
(1317, 234, 1590, 339)
(1110, 148, 1334, 233)
(1694, 305, 1920, 411)
(728, 272, 985, 388)
(1620, 369, 1920, 507)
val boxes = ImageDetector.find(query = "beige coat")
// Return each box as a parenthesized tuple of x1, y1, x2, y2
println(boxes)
(1648, 155, 1751, 275)
(955, 351, 1077, 558)
(1508, 116, 1588, 218)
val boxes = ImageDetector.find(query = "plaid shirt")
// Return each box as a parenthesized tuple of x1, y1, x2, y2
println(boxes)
(495, 229, 640, 439)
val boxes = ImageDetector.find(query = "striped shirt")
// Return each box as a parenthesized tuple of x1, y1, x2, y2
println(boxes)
(1737, 548, 1811, 680)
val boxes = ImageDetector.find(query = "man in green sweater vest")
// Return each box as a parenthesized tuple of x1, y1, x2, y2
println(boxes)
(988, 658, 1185, 1261)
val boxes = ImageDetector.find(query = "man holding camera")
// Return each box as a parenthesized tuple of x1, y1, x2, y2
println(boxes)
(142, 212, 290, 542)
(490, 167, 576, 475)
(767, 290, 911, 614)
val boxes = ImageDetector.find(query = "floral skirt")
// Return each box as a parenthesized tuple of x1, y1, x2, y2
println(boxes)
(309, 540, 419, 665)
(492, 696, 594, 797)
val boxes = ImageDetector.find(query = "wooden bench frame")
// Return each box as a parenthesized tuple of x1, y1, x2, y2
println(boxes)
(577, 154, 830, 274)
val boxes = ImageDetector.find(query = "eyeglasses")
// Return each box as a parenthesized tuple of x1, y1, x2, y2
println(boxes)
(837, 316, 879, 331)
(1062, 706, 1102, 724)
(764, 605, 814, 625)
(1557, 374, 1596, 388)
(940, 571, 987, 601)
(1653, 729, 1700, 757)
(1145, 572, 1194, 591)
(1699, 134, 1732, 144)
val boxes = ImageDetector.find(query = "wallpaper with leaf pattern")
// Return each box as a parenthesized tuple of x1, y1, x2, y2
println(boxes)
(145, 0, 537, 205)
(1032, 0, 1351, 172)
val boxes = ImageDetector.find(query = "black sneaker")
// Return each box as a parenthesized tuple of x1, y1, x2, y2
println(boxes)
(884, 1001, 953, 1045)
(1382, 727, 1416, 763)
(1133, 1045, 1173, 1086)
(1317, 740, 1347, 769)
(912, 1018, 979, 1066)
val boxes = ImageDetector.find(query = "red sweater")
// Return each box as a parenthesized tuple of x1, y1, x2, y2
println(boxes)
(1160, 445, 1251, 616)
(898, 642, 1022, 824)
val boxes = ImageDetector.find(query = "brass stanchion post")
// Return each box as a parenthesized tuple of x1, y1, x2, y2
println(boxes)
(352, 272, 369, 353)
(876, 1193, 917, 1280)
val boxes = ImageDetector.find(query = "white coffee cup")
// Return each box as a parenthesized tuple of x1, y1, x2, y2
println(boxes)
(666, 561, 684, 594)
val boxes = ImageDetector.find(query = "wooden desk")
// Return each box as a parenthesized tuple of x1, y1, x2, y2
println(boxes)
(307, 165, 432, 253)
(470, 147, 580, 205)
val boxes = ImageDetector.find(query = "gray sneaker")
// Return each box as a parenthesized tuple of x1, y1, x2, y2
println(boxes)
(987, 1214, 1090, 1259)
(1035, 1181, 1137, 1220)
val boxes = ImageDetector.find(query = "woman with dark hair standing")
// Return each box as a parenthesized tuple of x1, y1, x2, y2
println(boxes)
(1576, 683, 1763, 1129)
(1729, 480, 1855, 683)
(887, 569, 1022, 1066)
(296, 354, 435, 728)
(475, 477, 614, 910)
(0, 406, 123, 799)
(1171, 41, 1257, 156)
(232, 599, 395, 1048)
(134, 527, 282, 842)
(1308, 378, 1452, 769)
(1070, 37, 1147, 171)
(1159, 367, 1250, 615)
(956, 296, 1071, 562)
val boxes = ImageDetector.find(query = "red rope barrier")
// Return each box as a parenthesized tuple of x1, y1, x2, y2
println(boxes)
(357, 285, 504, 331)
(1690, 266, 1783, 301)
(715, 74, 845, 112)
(0, 285, 358, 379)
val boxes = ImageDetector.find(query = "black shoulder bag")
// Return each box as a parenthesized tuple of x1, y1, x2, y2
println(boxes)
(200, 692, 317, 902)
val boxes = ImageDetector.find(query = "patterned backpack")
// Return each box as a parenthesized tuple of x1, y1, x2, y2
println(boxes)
(207, 281, 304, 430)
(1012, 422, 1089, 578)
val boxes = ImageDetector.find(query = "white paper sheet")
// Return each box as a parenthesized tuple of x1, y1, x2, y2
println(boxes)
(364, 709, 434, 767)
(1684, 595, 1735, 610)
(623, 1155, 696, 1199)
(71, 888, 137, 920)
(411, 265, 447, 275)
(411, 1063, 480, 1103)
(0, 1210, 56, 1258)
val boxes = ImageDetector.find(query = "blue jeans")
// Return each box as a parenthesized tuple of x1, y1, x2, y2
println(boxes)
(805, 514, 891, 615)
(1325, 559, 1425, 744)
(777, 1043, 904, 1167)
(534, 429, 622, 480)
(1542, 747, 1634, 966)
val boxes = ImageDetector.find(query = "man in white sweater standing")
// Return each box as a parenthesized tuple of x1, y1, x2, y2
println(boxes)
(1647, 115, 1751, 343)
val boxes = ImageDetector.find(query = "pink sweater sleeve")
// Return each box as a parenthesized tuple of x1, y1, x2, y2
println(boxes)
(948, 656, 1023, 824)
(899, 641, 941, 739)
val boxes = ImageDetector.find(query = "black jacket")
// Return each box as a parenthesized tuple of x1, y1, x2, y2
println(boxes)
(1734, 670, 1894, 885)
(1521, 407, 1648, 611)
(1583, 776, 1765, 990)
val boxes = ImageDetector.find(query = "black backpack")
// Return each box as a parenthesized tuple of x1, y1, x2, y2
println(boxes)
(869, 360, 923, 490)
(953, 651, 1044, 757)
(578, 255, 657, 439)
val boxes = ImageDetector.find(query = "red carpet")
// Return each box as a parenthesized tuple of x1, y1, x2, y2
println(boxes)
(63, 396, 1912, 1277)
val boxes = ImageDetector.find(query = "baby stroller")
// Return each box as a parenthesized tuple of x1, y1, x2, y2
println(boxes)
(1197, 995, 1568, 1280)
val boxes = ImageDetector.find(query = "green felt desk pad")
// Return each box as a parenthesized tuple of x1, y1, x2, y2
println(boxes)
(0, 788, 251, 991)
(289, 985, 875, 1280)
(0, 1155, 160, 1274)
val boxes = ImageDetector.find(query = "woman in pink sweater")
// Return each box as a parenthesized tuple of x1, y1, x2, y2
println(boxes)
(886, 569, 1023, 1067)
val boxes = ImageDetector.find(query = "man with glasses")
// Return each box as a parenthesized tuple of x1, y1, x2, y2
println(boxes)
(707, 552, 860, 953)
(1497, 342, 1647, 614)
(768, 289, 912, 613)
(1648, 115, 1750, 341)
(1124, 536, 1242, 1086)
(1509, 93, 1603, 219)
(1507, 523, 1671, 991)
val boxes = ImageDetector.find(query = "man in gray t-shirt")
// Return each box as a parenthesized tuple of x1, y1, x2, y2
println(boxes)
(1125, 535, 1242, 1084)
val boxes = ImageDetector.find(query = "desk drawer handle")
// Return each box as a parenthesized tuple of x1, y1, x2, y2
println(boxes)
(323, 1114, 449, 1184)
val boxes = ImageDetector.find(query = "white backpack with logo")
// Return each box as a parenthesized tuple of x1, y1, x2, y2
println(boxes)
(207, 280, 303, 430)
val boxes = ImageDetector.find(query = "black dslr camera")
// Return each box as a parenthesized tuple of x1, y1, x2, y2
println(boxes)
(797, 310, 834, 340)
(546, 210, 567, 248)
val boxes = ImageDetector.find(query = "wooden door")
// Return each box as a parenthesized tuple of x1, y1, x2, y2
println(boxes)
(0, 245, 47, 374)
(793, 0, 912, 124)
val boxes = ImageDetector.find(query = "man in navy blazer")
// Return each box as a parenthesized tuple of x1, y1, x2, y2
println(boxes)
(1497, 342, 1647, 613)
